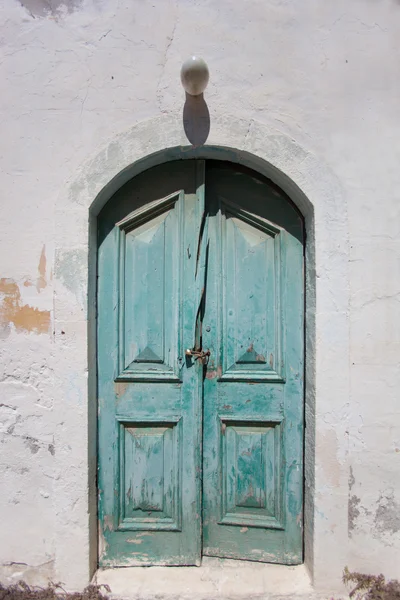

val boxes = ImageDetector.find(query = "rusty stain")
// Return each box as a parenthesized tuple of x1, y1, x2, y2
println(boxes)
(206, 370, 217, 379)
(114, 381, 128, 397)
(269, 353, 274, 368)
(222, 404, 232, 410)
(221, 422, 227, 435)
(0, 278, 51, 335)
(98, 521, 108, 555)
(103, 515, 114, 532)
(36, 245, 47, 292)
(22, 247, 47, 292)
(247, 342, 254, 353)
(256, 354, 265, 362)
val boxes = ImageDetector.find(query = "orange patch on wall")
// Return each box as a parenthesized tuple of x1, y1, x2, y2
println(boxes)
(20, 246, 47, 291)
(0, 278, 50, 334)
(36, 245, 47, 292)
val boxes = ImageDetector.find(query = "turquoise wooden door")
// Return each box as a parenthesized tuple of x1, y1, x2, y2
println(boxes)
(97, 159, 304, 566)
(97, 161, 205, 566)
(201, 162, 304, 564)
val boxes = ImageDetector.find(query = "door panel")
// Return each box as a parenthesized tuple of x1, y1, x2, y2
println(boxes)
(117, 418, 182, 531)
(97, 161, 205, 566)
(220, 419, 283, 529)
(219, 199, 284, 382)
(118, 192, 183, 381)
(202, 162, 304, 564)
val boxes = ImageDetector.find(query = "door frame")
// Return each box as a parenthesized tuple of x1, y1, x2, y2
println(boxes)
(54, 113, 349, 591)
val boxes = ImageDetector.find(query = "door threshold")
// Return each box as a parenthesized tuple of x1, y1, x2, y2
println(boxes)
(93, 558, 315, 600)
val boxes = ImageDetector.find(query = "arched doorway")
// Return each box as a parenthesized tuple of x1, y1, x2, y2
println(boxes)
(97, 159, 304, 567)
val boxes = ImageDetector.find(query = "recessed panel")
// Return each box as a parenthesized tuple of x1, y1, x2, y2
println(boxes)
(220, 419, 283, 529)
(220, 204, 284, 382)
(117, 192, 183, 382)
(125, 214, 167, 365)
(118, 419, 182, 531)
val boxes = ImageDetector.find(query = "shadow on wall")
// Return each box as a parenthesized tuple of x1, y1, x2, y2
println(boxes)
(183, 92, 210, 147)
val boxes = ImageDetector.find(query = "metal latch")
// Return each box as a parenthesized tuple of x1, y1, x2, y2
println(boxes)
(185, 348, 211, 365)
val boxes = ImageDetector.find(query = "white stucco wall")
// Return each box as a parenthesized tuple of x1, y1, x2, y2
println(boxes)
(0, 0, 399, 594)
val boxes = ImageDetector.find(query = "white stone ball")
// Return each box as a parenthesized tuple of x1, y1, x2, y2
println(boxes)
(180, 56, 210, 96)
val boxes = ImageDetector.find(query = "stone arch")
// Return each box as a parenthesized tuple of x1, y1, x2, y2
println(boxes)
(54, 114, 349, 590)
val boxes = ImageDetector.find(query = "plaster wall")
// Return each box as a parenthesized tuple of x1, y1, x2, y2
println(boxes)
(0, 0, 399, 594)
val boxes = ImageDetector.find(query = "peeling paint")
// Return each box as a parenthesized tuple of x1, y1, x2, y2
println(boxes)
(18, 0, 83, 19)
(0, 278, 50, 335)
(348, 494, 360, 535)
(48, 443, 55, 456)
(375, 491, 400, 535)
(24, 436, 40, 454)
(0, 560, 55, 587)
(348, 465, 355, 491)
(55, 249, 86, 310)
(114, 382, 128, 398)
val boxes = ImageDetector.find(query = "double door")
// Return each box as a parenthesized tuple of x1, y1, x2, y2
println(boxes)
(97, 160, 304, 566)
